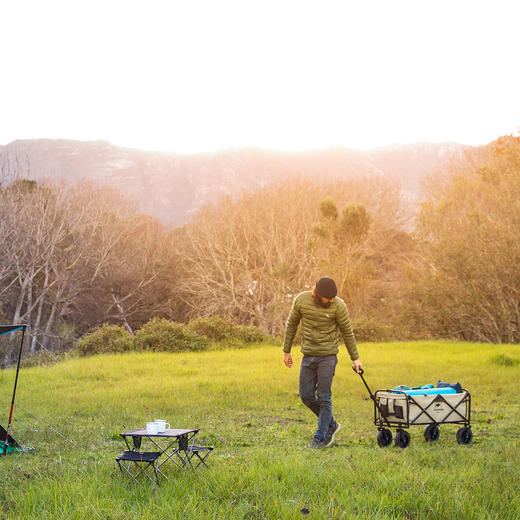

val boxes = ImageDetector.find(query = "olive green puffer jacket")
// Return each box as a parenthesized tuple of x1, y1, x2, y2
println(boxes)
(283, 291, 359, 360)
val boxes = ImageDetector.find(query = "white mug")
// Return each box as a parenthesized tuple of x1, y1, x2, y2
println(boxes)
(146, 421, 159, 435)
(154, 419, 170, 433)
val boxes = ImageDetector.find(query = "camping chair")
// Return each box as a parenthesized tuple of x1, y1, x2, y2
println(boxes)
(186, 445, 214, 468)
(116, 450, 162, 486)
(116, 434, 163, 485)
(177, 434, 214, 469)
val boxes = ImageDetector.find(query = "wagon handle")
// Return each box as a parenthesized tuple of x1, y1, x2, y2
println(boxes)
(353, 366, 373, 395)
(353, 367, 393, 429)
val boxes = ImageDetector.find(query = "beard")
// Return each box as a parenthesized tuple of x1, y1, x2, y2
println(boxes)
(312, 293, 332, 308)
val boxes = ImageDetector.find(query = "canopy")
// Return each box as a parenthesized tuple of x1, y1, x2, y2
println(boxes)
(0, 325, 26, 336)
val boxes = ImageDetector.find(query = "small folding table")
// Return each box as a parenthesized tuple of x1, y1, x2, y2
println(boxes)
(119, 428, 213, 480)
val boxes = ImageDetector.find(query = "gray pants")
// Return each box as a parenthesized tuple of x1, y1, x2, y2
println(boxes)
(299, 354, 337, 441)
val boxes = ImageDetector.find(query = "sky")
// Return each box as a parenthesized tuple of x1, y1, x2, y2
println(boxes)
(1, 0, 519, 153)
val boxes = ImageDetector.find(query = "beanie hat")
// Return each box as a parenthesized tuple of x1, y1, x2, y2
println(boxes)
(315, 277, 337, 299)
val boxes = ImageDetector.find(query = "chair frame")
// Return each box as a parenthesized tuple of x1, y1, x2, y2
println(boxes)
(185, 445, 214, 469)
(116, 450, 162, 487)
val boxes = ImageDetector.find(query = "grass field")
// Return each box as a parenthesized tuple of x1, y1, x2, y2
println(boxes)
(1, 341, 519, 520)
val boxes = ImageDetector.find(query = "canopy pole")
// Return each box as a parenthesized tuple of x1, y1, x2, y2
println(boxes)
(3, 326, 26, 455)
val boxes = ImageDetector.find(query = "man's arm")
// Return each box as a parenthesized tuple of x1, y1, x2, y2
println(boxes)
(336, 300, 360, 362)
(282, 297, 301, 367)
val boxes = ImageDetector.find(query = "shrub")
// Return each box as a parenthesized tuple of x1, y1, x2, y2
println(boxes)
(232, 324, 270, 343)
(75, 324, 135, 356)
(188, 316, 270, 343)
(187, 316, 236, 341)
(135, 318, 209, 352)
(491, 354, 519, 367)
(351, 316, 395, 342)
(21, 350, 66, 368)
(74, 317, 271, 358)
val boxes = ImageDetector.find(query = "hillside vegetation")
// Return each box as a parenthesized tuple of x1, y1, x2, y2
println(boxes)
(1, 341, 519, 519)
(1, 136, 520, 364)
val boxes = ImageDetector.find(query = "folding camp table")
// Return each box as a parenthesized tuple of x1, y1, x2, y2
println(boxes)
(119, 428, 213, 479)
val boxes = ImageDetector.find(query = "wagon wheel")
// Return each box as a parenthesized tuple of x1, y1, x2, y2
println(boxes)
(424, 424, 440, 442)
(377, 429, 393, 447)
(395, 429, 410, 449)
(456, 427, 473, 445)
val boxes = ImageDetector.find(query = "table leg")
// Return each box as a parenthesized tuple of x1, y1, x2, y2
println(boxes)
(173, 431, 199, 471)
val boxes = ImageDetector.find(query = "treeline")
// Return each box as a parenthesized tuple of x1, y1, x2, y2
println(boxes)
(1, 135, 519, 364)
(402, 135, 520, 342)
(176, 174, 409, 337)
(0, 180, 176, 365)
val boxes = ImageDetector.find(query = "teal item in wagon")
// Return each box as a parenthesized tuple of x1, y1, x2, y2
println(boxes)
(391, 383, 458, 395)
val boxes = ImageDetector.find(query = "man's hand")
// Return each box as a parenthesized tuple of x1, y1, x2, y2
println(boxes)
(284, 352, 293, 368)
(352, 359, 363, 373)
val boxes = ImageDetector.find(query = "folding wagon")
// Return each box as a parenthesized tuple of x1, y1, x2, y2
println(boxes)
(356, 369, 473, 448)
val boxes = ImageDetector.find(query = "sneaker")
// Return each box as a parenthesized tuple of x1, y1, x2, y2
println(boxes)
(323, 422, 341, 447)
(307, 438, 325, 449)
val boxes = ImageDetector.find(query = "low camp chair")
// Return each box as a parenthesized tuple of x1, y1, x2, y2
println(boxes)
(177, 434, 214, 469)
(116, 450, 162, 486)
(186, 445, 214, 468)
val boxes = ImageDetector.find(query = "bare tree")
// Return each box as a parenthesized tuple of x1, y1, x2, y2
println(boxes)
(0, 179, 179, 363)
(177, 176, 407, 334)
(405, 136, 520, 342)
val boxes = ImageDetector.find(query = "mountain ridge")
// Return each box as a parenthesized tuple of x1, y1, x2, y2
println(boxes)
(0, 138, 471, 226)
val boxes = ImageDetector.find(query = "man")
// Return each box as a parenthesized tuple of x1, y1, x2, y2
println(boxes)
(283, 277, 362, 448)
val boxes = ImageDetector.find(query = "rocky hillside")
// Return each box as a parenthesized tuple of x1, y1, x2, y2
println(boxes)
(0, 139, 469, 226)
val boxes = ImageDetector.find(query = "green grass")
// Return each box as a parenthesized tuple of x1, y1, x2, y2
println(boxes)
(1, 341, 519, 519)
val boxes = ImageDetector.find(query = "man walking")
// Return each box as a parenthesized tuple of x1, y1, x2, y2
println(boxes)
(283, 277, 362, 448)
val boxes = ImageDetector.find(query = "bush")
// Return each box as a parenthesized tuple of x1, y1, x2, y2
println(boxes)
(21, 350, 66, 368)
(135, 318, 209, 352)
(233, 324, 270, 343)
(75, 324, 135, 356)
(491, 354, 519, 367)
(351, 316, 395, 342)
(188, 316, 270, 343)
(74, 317, 271, 358)
(187, 316, 236, 341)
